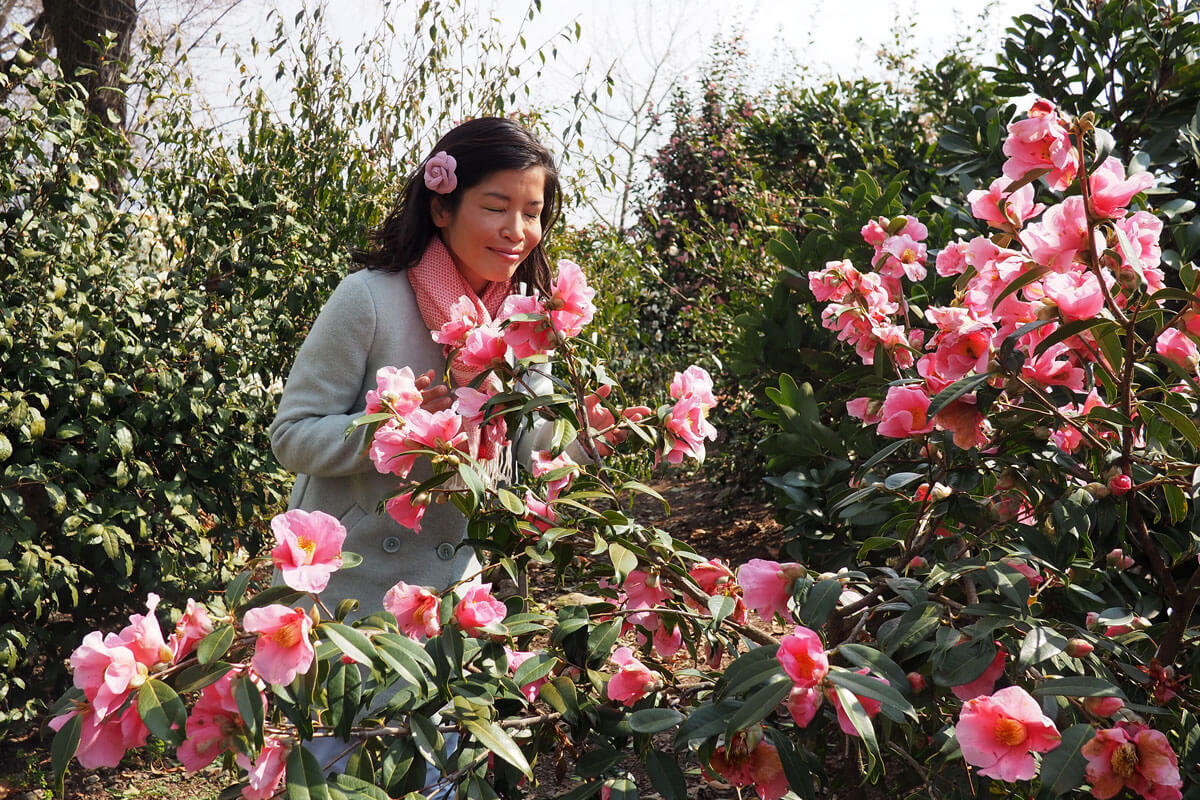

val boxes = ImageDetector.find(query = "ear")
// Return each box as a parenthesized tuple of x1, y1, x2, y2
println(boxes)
(430, 197, 452, 229)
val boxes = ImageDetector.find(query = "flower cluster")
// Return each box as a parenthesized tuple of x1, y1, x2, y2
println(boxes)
(816, 99, 1180, 456)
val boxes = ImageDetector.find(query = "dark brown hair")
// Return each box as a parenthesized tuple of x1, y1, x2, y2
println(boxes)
(352, 118, 561, 294)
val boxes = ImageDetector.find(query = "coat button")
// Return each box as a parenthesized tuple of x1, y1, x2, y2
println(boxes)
(435, 542, 456, 561)
(382, 536, 401, 553)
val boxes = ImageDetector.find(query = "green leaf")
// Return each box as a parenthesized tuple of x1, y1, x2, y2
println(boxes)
(1018, 626, 1067, 668)
(628, 707, 684, 734)
(512, 653, 558, 689)
(462, 717, 531, 778)
(51, 710, 82, 798)
(287, 743, 333, 800)
(587, 620, 621, 665)
(993, 265, 1050, 312)
(718, 644, 783, 700)
(331, 775, 390, 800)
(827, 668, 915, 720)
(724, 675, 792, 737)
(607, 541, 637, 581)
(1038, 723, 1094, 797)
(1145, 401, 1200, 450)
(645, 750, 687, 800)
(707, 594, 737, 624)
(837, 644, 909, 691)
(327, 658, 363, 740)
(831, 685, 881, 775)
(174, 661, 235, 693)
(497, 487, 525, 515)
(882, 601, 941, 656)
(798, 579, 842, 628)
(1033, 318, 1116, 358)
(137, 678, 187, 745)
(225, 570, 253, 607)
(1034, 676, 1123, 697)
(320, 622, 376, 667)
(927, 373, 993, 418)
(234, 673, 265, 750)
(236, 585, 307, 617)
(197, 625, 236, 665)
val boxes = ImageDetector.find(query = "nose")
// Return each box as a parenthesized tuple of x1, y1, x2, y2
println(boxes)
(500, 212, 523, 242)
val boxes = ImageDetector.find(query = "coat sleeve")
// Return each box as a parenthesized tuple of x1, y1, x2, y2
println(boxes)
(270, 274, 379, 478)
(512, 360, 589, 468)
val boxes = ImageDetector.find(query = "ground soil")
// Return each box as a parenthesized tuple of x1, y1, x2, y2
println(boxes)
(0, 476, 888, 800)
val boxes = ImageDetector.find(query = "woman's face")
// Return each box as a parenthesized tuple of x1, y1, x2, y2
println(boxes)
(431, 167, 546, 294)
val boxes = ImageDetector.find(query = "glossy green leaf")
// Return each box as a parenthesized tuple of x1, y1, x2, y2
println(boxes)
(321, 622, 376, 666)
(197, 624, 236, 665)
(462, 717, 531, 778)
(645, 750, 687, 800)
(137, 678, 187, 745)
(286, 743, 333, 800)
(51, 710, 81, 798)
(1039, 723, 1094, 797)
(628, 707, 684, 733)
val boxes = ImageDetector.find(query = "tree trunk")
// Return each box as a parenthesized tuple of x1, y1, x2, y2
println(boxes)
(40, 0, 137, 131)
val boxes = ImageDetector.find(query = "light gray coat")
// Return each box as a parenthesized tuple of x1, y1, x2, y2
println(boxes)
(270, 267, 552, 619)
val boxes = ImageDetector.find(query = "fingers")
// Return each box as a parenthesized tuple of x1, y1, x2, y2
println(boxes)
(414, 368, 436, 390)
(622, 406, 652, 422)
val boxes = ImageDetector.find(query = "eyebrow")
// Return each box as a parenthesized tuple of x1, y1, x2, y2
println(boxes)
(482, 191, 543, 207)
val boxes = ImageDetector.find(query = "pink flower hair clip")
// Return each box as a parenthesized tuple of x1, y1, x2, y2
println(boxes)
(424, 151, 457, 194)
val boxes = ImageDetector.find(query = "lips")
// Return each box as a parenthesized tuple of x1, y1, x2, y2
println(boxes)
(489, 247, 523, 260)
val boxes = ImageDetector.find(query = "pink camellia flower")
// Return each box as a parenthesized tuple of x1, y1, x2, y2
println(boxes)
(1042, 270, 1107, 322)
(49, 702, 147, 770)
(269, 509, 346, 594)
(532, 449, 579, 499)
(454, 583, 507, 636)
(383, 581, 442, 640)
(1081, 722, 1182, 800)
(968, 177, 1045, 228)
(624, 569, 671, 613)
(169, 598, 214, 662)
(69, 631, 145, 719)
(403, 407, 470, 454)
(826, 668, 885, 737)
(860, 218, 889, 247)
(777, 625, 829, 688)
(707, 735, 789, 800)
(547, 259, 596, 338)
(952, 643, 1007, 701)
(369, 422, 421, 478)
(934, 397, 992, 450)
(177, 667, 263, 772)
(670, 365, 718, 408)
(809, 259, 861, 302)
(506, 648, 550, 702)
(1156, 327, 1199, 371)
(1025, 197, 1095, 272)
(1115, 211, 1164, 275)
(432, 296, 483, 350)
(236, 736, 292, 800)
(385, 489, 429, 532)
(876, 384, 934, 438)
(846, 396, 883, 424)
(458, 321, 508, 371)
(1106, 549, 1135, 570)
(935, 240, 970, 277)
(1001, 98, 1079, 191)
(522, 490, 557, 534)
(1083, 696, 1125, 718)
(1088, 157, 1154, 220)
(607, 646, 655, 706)
(364, 365, 424, 416)
(499, 293, 557, 359)
(688, 558, 748, 624)
(663, 395, 718, 464)
(242, 605, 315, 686)
(737, 559, 797, 622)
(649, 623, 684, 659)
(956, 685, 1061, 781)
(787, 685, 823, 727)
(116, 593, 174, 669)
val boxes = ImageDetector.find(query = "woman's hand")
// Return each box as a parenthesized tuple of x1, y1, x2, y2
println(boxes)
(415, 369, 453, 412)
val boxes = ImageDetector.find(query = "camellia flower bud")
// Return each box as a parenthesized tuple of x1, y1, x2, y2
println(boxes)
(906, 672, 926, 693)
(1108, 474, 1133, 495)
(1066, 639, 1094, 658)
(1082, 696, 1124, 717)
(906, 556, 928, 570)
(1106, 548, 1134, 569)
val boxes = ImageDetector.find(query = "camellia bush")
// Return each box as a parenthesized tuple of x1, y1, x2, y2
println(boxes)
(49, 104, 1197, 800)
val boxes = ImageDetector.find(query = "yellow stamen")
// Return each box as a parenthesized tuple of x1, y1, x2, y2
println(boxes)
(993, 717, 1027, 747)
(1111, 742, 1139, 778)
(297, 536, 316, 565)
(271, 620, 303, 648)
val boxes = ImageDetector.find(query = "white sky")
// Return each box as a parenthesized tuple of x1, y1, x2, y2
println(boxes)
(196, 0, 1046, 222)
